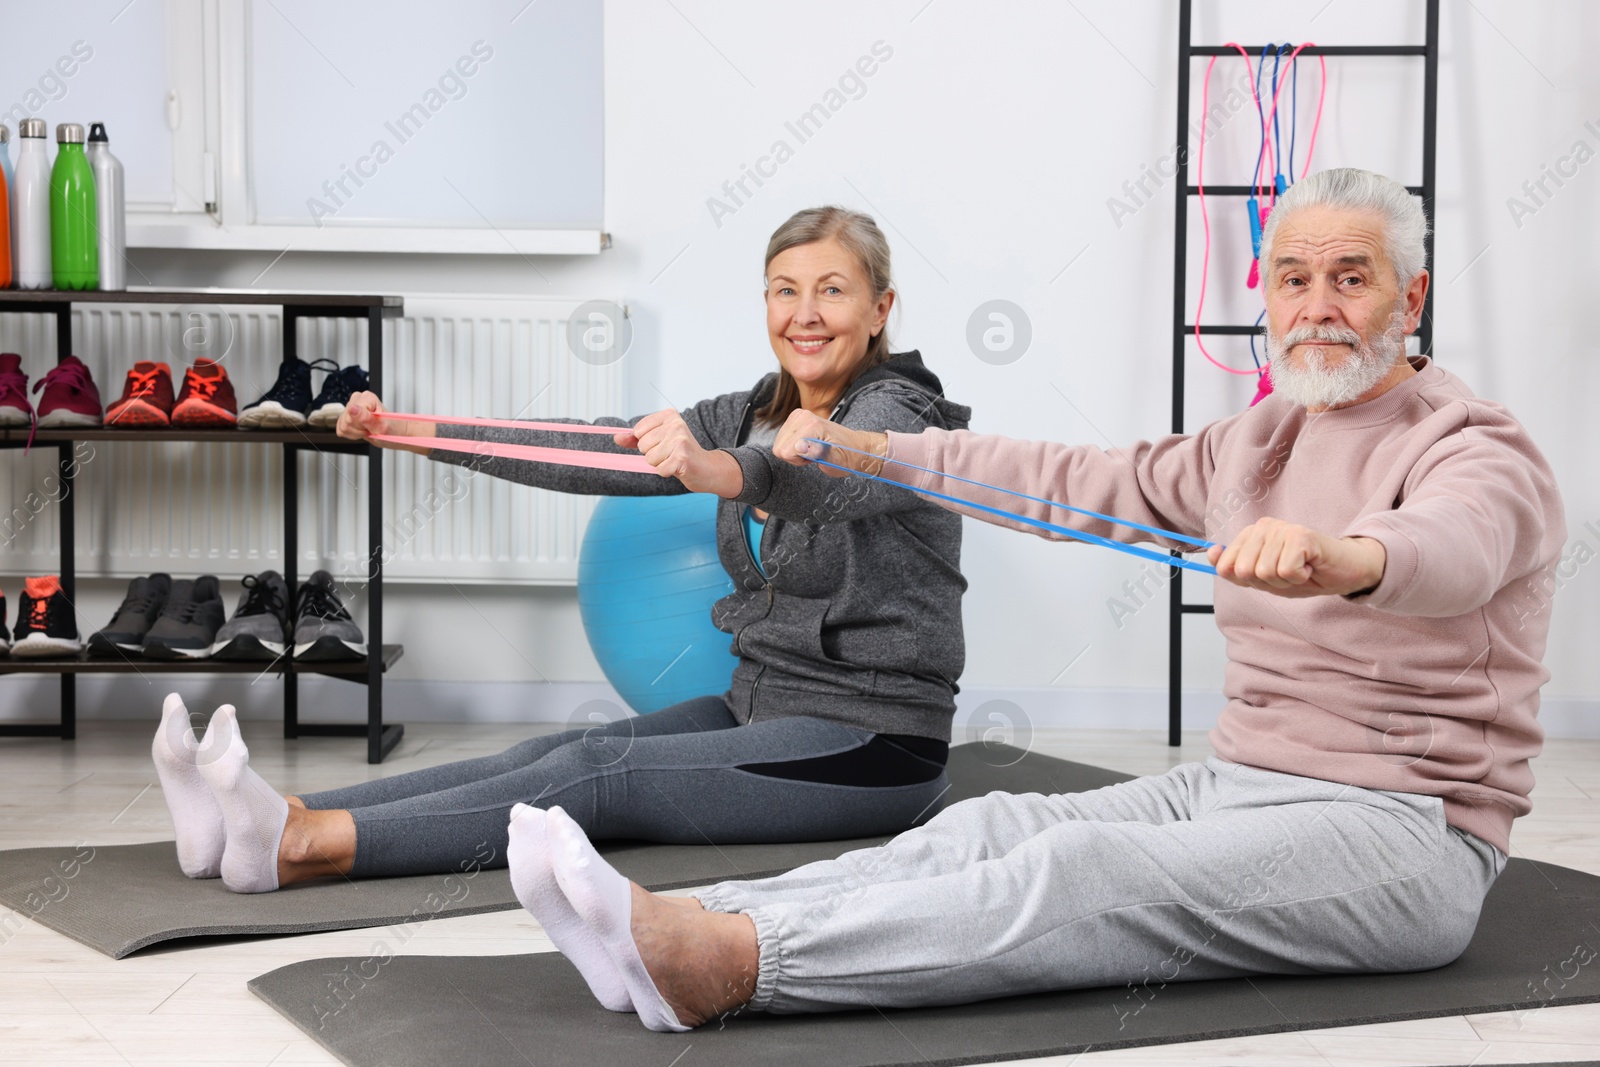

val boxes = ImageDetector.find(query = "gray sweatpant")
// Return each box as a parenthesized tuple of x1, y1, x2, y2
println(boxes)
(697, 756, 1506, 1016)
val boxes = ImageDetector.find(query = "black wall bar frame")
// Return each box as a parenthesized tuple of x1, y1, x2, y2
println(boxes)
(1166, 0, 1441, 745)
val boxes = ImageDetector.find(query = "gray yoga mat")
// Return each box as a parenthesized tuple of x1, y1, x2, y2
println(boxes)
(0, 742, 1121, 959)
(250, 856, 1600, 1067)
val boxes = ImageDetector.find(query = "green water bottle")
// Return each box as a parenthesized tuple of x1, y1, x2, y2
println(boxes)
(51, 123, 97, 290)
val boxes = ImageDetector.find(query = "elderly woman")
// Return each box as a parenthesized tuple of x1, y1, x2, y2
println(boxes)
(149, 208, 972, 925)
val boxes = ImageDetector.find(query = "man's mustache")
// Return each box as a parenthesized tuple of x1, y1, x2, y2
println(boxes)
(1280, 325, 1363, 348)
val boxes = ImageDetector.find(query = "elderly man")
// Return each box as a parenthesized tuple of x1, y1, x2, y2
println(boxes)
(506, 168, 1566, 1031)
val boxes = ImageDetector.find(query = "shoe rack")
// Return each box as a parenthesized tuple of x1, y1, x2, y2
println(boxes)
(0, 290, 407, 763)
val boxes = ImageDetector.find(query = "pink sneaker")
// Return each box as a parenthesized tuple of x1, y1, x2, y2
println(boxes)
(34, 356, 103, 428)
(0, 353, 31, 427)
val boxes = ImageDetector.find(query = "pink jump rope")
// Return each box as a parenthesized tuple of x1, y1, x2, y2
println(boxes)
(1195, 42, 1326, 404)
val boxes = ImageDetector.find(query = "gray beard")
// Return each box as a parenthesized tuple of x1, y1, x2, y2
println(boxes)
(1266, 309, 1408, 409)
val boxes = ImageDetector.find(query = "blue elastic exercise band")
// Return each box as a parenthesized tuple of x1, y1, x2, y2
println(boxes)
(803, 441, 1220, 576)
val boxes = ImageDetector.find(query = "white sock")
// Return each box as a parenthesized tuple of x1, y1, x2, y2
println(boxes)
(196, 705, 289, 894)
(506, 804, 633, 1013)
(546, 806, 689, 1032)
(150, 693, 225, 879)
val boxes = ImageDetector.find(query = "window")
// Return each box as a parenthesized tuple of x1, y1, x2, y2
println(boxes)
(247, 0, 603, 232)
(1, 0, 207, 214)
(7, 0, 607, 254)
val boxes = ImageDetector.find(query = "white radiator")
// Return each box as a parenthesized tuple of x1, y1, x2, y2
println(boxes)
(0, 294, 625, 585)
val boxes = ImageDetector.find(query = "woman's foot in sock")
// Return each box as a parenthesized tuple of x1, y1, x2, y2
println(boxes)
(151, 693, 226, 878)
(546, 806, 758, 1031)
(196, 705, 289, 893)
(506, 804, 632, 1012)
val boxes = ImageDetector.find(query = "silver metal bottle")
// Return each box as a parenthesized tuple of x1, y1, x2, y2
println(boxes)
(85, 122, 125, 291)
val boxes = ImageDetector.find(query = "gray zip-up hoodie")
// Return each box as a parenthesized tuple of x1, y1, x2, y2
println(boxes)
(431, 351, 971, 741)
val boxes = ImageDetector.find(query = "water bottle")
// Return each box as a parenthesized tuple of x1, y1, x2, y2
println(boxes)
(85, 123, 124, 291)
(0, 125, 14, 281)
(0, 125, 12, 203)
(51, 122, 97, 290)
(0, 127, 12, 288)
(13, 118, 52, 290)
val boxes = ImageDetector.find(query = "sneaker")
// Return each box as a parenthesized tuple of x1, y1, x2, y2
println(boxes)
(141, 576, 227, 659)
(306, 365, 369, 429)
(11, 576, 83, 658)
(0, 353, 33, 427)
(33, 355, 103, 428)
(293, 570, 366, 661)
(0, 587, 10, 657)
(88, 573, 172, 655)
(106, 362, 176, 428)
(171, 359, 239, 428)
(211, 571, 291, 661)
(240, 357, 336, 430)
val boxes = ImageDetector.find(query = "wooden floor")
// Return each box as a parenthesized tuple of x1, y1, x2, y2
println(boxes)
(2, 719, 1598, 1066)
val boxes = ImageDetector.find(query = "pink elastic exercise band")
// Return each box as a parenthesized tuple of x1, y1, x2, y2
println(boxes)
(384, 412, 629, 436)
(370, 412, 655, 472)
(371, 433, 658, 473)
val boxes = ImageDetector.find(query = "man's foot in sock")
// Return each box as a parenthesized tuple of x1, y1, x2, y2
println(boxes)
(196, 705, 289, 893)
(151, 693, 226, 878)
(546, 806, 758, 1031)
(506, 804, 632, 1012)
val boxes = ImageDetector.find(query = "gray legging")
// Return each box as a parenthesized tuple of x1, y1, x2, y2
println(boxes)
(298, 697, 949, 878)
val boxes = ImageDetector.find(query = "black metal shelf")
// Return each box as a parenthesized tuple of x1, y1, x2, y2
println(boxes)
(0, 288, 401, 309)
(0, 289, 407, 763)
(0, 644, 404, 677)
(0, 427, 367, 453)
(1166, 0, 1440, 746)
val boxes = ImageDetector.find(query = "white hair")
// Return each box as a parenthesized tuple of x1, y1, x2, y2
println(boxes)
(1259, 168, 1429, 287)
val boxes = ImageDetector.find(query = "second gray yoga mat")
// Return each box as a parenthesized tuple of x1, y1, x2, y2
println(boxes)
(0, 741, 1121, 958)
(249, 857, 1600, 1067)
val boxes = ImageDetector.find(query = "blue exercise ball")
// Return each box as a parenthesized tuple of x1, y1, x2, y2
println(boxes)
(578, 494, 737, 714)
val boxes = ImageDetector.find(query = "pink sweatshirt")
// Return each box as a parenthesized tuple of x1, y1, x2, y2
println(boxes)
(885, 358, 1565, 854)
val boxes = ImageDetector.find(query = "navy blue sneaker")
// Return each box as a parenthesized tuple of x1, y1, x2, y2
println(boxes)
(307, 365, 371, 429)
(240, 358, 339, 429)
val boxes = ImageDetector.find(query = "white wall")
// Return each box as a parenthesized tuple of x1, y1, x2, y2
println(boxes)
(57, 0, 1598, 731)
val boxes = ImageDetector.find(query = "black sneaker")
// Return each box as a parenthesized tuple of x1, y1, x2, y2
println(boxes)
(293, 570, 366, 661)
(306, 365, 370, 429)
(11, 576, 83, 658)
(0, 587, 11, 657)
(141, 576, 227, 659)
(211, 571, 291, 661)
(88, 573, 172, 656)
(239, 358, 339, 430)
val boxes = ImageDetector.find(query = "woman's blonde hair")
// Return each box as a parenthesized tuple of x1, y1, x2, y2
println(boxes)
(757, 206, 895, 427)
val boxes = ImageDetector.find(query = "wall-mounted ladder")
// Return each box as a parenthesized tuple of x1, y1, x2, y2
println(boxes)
(1165, 0, 1441, 745)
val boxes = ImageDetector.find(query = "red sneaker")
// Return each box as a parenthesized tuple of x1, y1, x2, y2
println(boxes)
(0, 353, 31, 428)
(106, 361, 177, 428)
(171, 359, 239, 428)
(34, 355, 104, 428)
